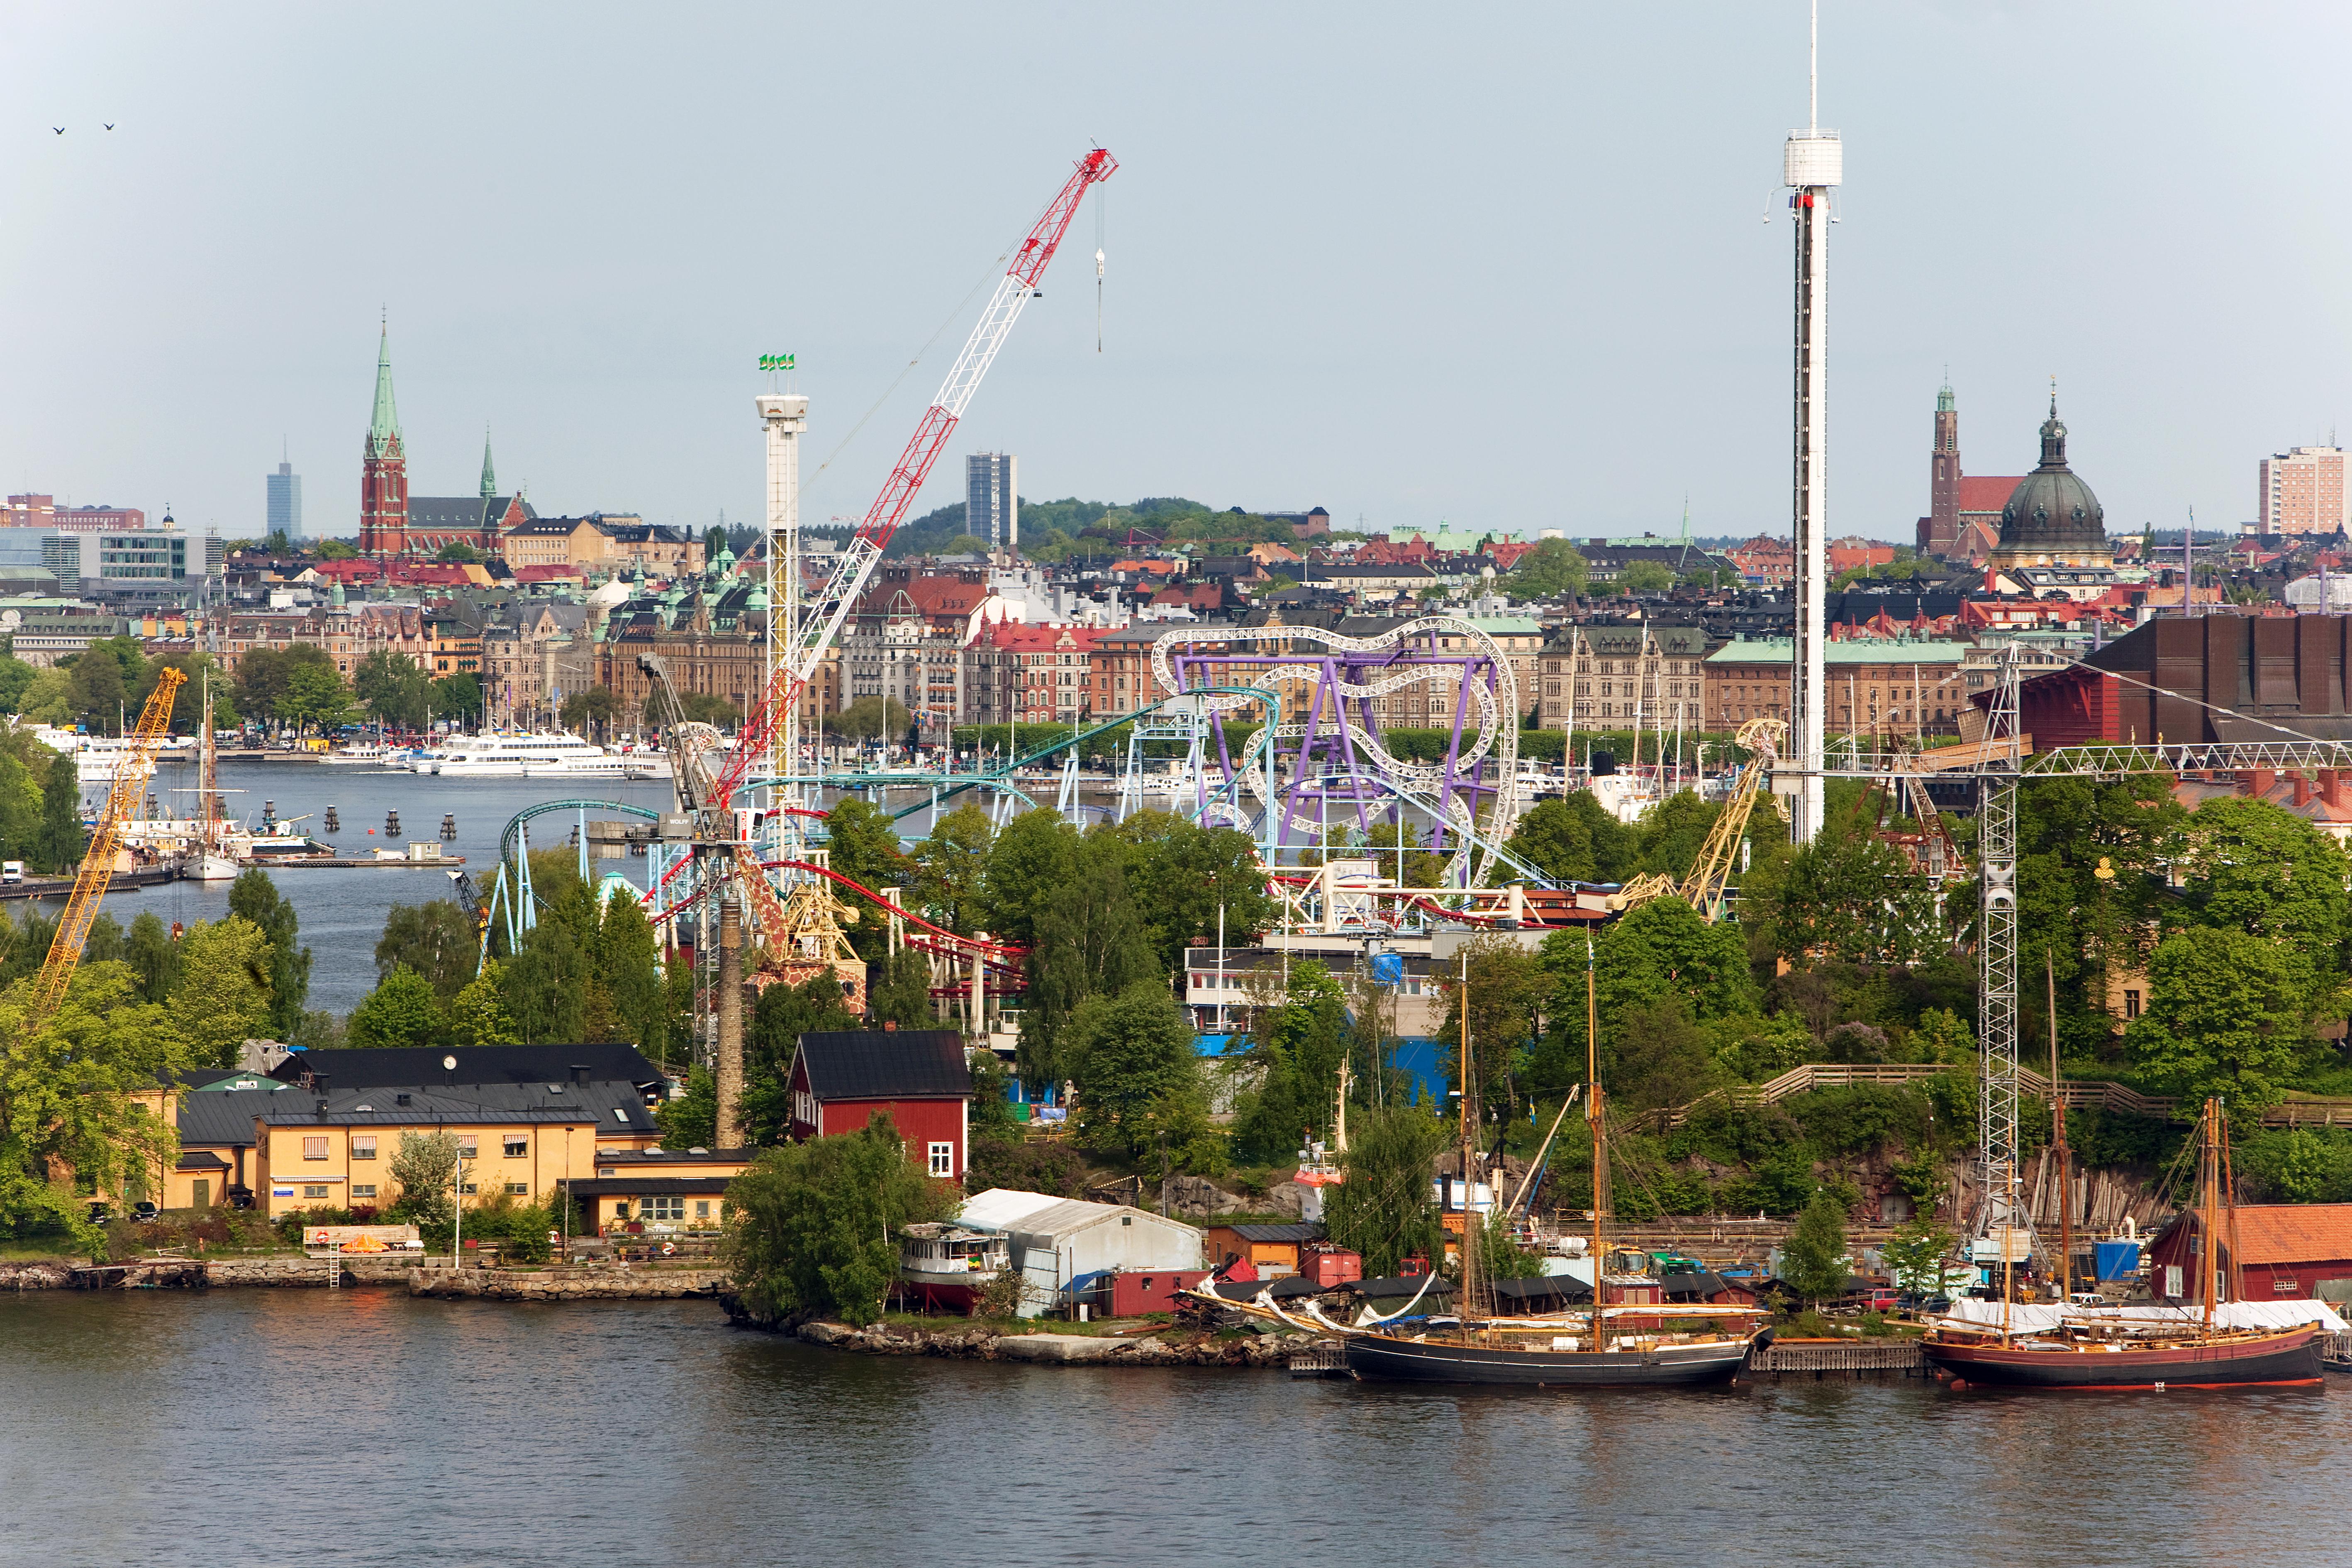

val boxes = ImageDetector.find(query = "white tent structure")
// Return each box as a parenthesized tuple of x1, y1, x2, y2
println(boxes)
(959, 1188, 1204, 1319)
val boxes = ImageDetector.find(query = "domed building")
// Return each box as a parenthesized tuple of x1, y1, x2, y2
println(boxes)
(1988, 396, 2115, 572)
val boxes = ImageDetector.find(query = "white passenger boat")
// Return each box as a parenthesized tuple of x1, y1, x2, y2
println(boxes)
(324, 742, 407, 767)
(414, 731, 670, 779)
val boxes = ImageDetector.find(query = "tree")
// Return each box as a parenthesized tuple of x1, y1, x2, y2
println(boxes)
(389, 1130, 460, 1229)
(137, 653, 237, 735)
(1436, 935, 1554, 1121)
(560, 686, 619, 739)
(347, 966, 444, 1049)
(374, 900, 479, 1003)
(2126, 925, 2308, 1116)
(66, 645, 128, 733)
(124, 911, 180, 1005)
(1782, 1187, 1851, 1305)
(980, 808, 1076, 946)
(725, 1111, 956, 1327)
(0, 743, 42, 869)
(0, 962, 186, 1252)
(1506, 793, 1638, 885)
(1323, 1106, 1448, 1277)
(0, 653, 37, 714)
(431, 670, 483, 724)
(1122, 816, 1281, 972)
(704, 524, 729, 561)
(1882, 1217, 1961, 1297)
(592, 889, 666, 1058)
(1231, 961, 1351, 1163)
(436, 541, 485, 564)
(316, 538, 358, 561)
(823, 799, 912, 962)
(229, 868, 310, 1037)
(1767, 801, 1938, 964)
(1067, 981, 1198, 1161)
(866, 946, 936, 1029)
(30, 752, 80, 874)
(445, 960, 520, 1047)
(275, 662, 356, 733)
(678, 691, 741, 729)
(500, 883, 591, 1043)
(169, 917, 275, 1068)
(234, 643, 337, 723)
(1634, 789, 1721, 881)
(2175, 796, 2350, 1008)
(1021, 829, 1158, 1092)
(835, 695, 912, 743)
(736, 974, 860, 1144)
(354, 651, 431, 731)
(913, 803, 994, 935)
(1616, 560, 1673, 595)
(1504, 538, 1589, 601)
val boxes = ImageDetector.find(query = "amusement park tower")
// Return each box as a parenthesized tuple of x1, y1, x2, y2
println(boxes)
(758, 390, 809, 798)
(1783, 2, 1839, 846)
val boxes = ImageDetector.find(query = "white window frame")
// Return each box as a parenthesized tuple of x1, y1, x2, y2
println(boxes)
(928, 1142, 955, 1177)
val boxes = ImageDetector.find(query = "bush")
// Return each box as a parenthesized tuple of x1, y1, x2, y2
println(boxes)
(966, 1133, 1088, 1198)
(272, 1206, 356, 1245)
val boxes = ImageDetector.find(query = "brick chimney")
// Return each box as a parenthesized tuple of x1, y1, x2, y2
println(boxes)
(2294, 772, 2313, 808)
(2325, 769, 2348, 812)
(2240, 767, 2277, 799)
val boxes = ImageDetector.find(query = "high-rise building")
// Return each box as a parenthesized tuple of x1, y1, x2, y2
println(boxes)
(268, 456, 303, 539)
(965, 452, 1017, 553)
(2258, 445, 2348, 536)
(359, 326, 409, 556)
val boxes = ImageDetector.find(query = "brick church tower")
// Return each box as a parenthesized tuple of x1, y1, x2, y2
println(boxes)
(359, 326, 408, 556)
(1920, 380, 1960, 555)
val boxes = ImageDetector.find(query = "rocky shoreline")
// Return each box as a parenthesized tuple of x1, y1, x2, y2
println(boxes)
(1, 1256, 728, 1298)
(732, 1300, 1316, 1369)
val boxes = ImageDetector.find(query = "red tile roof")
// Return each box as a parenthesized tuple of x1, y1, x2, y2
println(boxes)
(2220, 1204, 2352, 1264)
(1957, 476, 2023, 514)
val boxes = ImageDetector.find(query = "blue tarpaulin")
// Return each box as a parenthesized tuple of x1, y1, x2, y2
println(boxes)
(2096, 1240, 2142, 1281)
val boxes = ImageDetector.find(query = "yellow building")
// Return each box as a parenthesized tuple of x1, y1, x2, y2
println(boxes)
(570, 1148, 757, 1236)
(251, 1083, 660, 1219)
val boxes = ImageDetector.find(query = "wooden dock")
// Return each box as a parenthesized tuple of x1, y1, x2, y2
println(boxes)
(1287, 1342, 1353, 1379)
(1749, 1337, 1925, 1379)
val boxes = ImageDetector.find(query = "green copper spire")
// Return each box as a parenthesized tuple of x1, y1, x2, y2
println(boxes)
(367, 324, 401, 457)
(479, 426, 497, 499)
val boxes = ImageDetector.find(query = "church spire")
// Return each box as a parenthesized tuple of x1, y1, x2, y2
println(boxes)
(367, 322, 402, 458)
(480, 426, 497, 499)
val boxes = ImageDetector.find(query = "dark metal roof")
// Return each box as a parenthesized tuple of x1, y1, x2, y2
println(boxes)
(1343, 1274, 1458, 1298)
(1217, 1222, 1325, 1244)
(592, 1149, 755, 1167)
(177, 1087, 287, 1148)
(174, 1151, 230, 1171)
(270, 1043, 665, 1092)
(795, 1030, 970, 1101)
(567, 1177, 736, 1197)
(255, 1082, 644, 1128)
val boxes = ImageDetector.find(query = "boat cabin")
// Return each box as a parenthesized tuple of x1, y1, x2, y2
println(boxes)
(898, 1222, 1013, 1312)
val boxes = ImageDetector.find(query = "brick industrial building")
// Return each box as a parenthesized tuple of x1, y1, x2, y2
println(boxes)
(2013, 612, 2352, 747)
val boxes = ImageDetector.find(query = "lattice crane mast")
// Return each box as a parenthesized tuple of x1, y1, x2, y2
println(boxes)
(711, 145, 1119, 814)
(29, 666, 185, 1023)
(1609, 716, 1785, 921)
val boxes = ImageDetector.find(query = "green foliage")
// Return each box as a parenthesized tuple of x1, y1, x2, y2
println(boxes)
(445, 959, 521, 1047)
(866, 947, 935, 1030)
(124, 911, 179, 1005)
(1019, 824, 1158, 1092)
(824, 798, 912, 961)
(0, 962, 188, 1254)
(1882, 1217, 1961, 1295)
(657, 1068, 717, 1151)
(1765, 796, 1940, 964)
(234, 643, 337, 723)
(33, 751, 82, 873)
(1504, 538, 1589, 601)
(67, 641, 132, 732)
(1506, 792, 1640, 884)
(0, 740, 44, 871)
(980, 807, 1075, 946)
(170, 917, 275, 1067)
(1477, 1210, 1550, 1280)
(1068, 981, 1201, 1162)
(387, 1130, 460, 1230)
(591, 890, 667, 1056)
(354, 651, 431, 730)
(835, 695, 912, 743)
(966, 1132, 1089, 1197)
(136, 652, 236, 733)
(913, 803, 993, 935)
(724, 1111, 956, 1327)
(1616, 560, 1674, 595)
(1782, 1187, 1850, 1303)
(229, 868, 310, 1037)
(348, 966, 443, 1048)
(1116, 811, 1280, 971)
(0, 653, 37, 714)
(1530, 900, 1754, 1101)
(431, 670, 482, 723)
(1323, 1106, 1448, 1277)
(737, 973, 859, 1145)
(678, 691, 740, 729)
(560, 685, 619, 736)
(374, 900, 478, 1004)
(1231, 962, 1350, 1163)
(276, 662, 356, 732)
(316, 539, 358, 561)
(966, 1052, 1022, 1139)
(1436, 934, 1553, 1121)
(2126, 925, 2308, 1117)
(436, 541, 485, 564)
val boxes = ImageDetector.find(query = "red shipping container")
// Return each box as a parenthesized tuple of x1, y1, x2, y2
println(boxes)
(1109, 1268, 1211, 1317)
(1299, 1245, 1362, 1288)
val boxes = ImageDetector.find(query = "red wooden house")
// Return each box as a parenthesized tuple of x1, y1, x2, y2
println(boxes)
(786, 1029, 971, 1180)
(2147, 1203, 2352, 1301)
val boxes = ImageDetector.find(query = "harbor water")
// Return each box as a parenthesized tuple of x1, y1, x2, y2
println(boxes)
(2, 1289, 2344, 1566)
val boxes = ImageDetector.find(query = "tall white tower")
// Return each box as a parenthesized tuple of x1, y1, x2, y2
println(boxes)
(758, 392, 809, 801)
(1784, 2, 1839, 845)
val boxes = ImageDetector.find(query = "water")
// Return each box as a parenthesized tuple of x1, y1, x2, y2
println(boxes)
(31, 760, 676, 1014)
(1, 1290, 2343, 1566)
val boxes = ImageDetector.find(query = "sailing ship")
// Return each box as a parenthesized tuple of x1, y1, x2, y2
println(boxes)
(1200, 940, 1769, 1386)
(1921, 1096, 2329, 1390)
(193, 674, 239, 882)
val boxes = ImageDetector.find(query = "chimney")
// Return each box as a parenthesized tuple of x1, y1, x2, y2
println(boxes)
(883, 1019, 898, 1032)
(2325, 769, 2348, 812)
(570, 1064, 590, 1084)
(2295, 772, 2313, 808)
(2240, 767, 2276, 799)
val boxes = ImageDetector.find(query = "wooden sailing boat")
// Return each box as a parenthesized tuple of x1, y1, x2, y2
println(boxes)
(193, 672, 238, 882)
(1921, 1096, 2327, 1390)
(1317, 940, 1770, 1387)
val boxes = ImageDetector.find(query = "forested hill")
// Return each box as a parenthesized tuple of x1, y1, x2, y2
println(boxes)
(877, 497, 1317, 561)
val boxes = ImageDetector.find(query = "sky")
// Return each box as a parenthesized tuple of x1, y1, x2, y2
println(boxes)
(2, 2, 2347, 547)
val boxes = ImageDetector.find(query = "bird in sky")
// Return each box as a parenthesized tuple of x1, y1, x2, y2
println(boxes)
(51, 127, 63, 135)
(103, 123, 114, 131)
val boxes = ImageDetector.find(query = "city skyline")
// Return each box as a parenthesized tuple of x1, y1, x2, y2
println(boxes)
(1, 3, 2348, 544)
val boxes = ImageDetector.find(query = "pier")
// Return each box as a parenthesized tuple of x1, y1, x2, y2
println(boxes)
(1748, 1338, 1925, 1379)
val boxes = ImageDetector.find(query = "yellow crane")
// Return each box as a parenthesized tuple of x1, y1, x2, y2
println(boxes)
(30, 666, 185, 1024)
(1606, 716, 1785, 923)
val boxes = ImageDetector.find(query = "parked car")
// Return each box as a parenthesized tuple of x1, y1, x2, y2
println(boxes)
(129, 1202, 161, 1224)
(85, 1202, 112, 1226)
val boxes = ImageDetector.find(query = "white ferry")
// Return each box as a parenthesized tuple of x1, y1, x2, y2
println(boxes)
(413, 731, 671, 779)
(323, 742, 410, 767)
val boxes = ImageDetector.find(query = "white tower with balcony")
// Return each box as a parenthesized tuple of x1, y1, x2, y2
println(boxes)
(1783, 8, 1840, 847)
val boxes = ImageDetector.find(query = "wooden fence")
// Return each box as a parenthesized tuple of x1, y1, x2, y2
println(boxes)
(1638, 1062, 2352, 1132)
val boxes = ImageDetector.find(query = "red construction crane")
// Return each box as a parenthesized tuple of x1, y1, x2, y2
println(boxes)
(712, 146, 1117, 811)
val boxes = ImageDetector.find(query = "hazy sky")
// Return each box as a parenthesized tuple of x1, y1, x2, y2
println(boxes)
(3, 2, 2346, 545)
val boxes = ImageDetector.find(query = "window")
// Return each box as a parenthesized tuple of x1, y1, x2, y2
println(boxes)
(303, 1136, 329, 1161)
(505, 1182, 529, 1195)
(351, 1184, 378, 1200)
(302, 1185, 329, 1200)
(2124, 989, 2142, 1020)
(504, 1137, 528, 1158)
(695, 1200, 711, 1220)
(642, 1195, 685, 1221)
(613, 1108, 631, 1124)
(351, 1136, 377, 1160)
(928, 1142, 955, 1177)
(455, 1137, 479, 1158)
(459, 1183, 478, 1196)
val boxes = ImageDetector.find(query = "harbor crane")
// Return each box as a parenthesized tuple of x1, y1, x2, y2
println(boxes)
(29, 667, 185, 1024)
